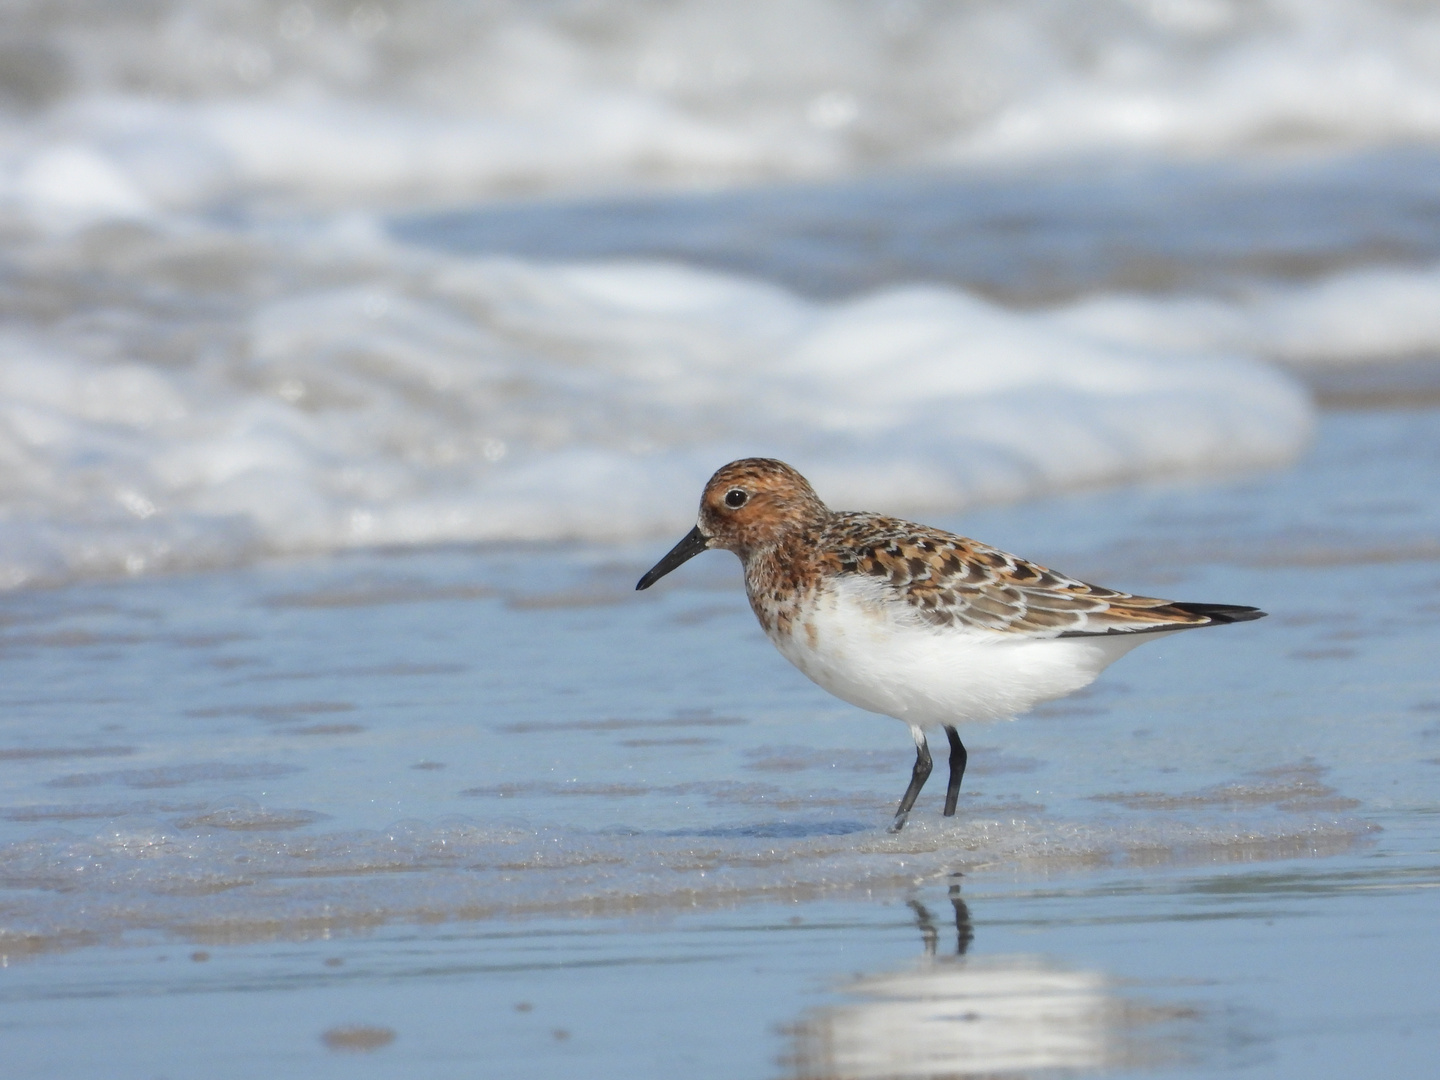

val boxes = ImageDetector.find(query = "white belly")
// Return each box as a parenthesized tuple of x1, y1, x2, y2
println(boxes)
(764, 576, 1154, 727)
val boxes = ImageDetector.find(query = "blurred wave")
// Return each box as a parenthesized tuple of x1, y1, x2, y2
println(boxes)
(5, 0, 1440, 217)
(11, 1, 1440, 587)
(0, 220, 1311, 588)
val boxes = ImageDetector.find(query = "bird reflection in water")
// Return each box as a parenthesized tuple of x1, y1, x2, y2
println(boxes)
(783, 879, 1176, 1080)
(907, 883, 973, 958)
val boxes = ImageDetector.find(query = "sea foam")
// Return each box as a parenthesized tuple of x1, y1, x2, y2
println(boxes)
(0, 220, 1312, 588)
(5, 0, 1440, 218)
(16, 0, 1440, 587)
(1051, 263, 1440, 365)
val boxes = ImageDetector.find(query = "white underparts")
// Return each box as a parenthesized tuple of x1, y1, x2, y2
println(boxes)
(763, 574, 1158, 727)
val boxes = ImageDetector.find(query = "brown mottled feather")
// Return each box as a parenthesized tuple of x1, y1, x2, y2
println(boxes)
(812, 513, 1212, 637)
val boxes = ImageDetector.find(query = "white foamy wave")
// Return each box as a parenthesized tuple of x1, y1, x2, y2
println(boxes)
(0, 222, 1311, 589)
(5, 1, 1440, 219)
(1051, 262, 1440, 364)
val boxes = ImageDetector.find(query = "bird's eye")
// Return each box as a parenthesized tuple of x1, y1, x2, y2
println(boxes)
(724, 488, 748, 509)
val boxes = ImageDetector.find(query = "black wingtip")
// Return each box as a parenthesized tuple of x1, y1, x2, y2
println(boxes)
(1172, 602, 1267, 625)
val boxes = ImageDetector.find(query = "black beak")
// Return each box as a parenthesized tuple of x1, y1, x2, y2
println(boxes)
(636, 526, 711, 590)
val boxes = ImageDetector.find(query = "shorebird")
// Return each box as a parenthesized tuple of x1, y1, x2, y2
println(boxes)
(636, 458, 1265, 832)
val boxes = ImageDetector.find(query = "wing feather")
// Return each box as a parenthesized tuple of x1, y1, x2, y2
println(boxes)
(821, 514, 1220, 637)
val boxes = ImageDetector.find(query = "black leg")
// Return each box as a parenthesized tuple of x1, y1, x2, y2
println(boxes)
(942, 725, 967, 817)
(889, 725, 932, 833)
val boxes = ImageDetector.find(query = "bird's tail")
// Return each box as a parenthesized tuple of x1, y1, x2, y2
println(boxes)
(1170, 602, 1267, 624)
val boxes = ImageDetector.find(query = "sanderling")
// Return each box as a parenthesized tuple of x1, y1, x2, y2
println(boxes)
(637, 458, 1265, 832)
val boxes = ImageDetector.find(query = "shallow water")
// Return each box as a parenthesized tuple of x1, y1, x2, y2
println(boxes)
(1, 405, 1437, 1076)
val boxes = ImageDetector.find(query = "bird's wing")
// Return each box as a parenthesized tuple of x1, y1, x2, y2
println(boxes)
(823, 515, 1230, 637)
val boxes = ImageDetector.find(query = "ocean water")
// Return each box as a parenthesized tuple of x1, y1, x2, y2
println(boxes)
(2, 1, 1440, 1077)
